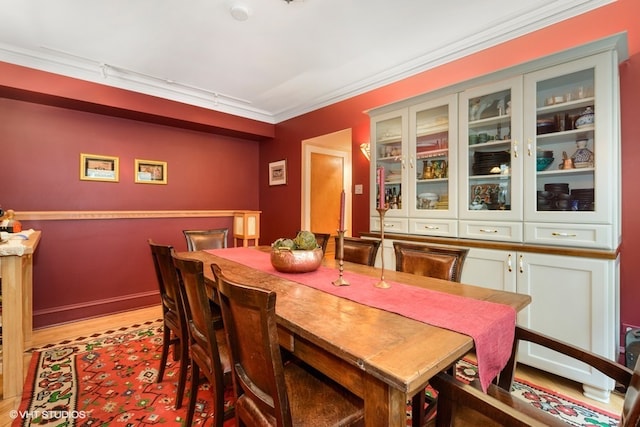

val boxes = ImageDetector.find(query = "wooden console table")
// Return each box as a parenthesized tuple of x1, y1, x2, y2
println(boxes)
(1, 230, 40, 398)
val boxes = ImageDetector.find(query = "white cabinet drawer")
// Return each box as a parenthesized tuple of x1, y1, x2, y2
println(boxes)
(409, 218, 458, 237)
(524, 223, 613, 249)
(459, 221, 523, 242)
(370, 216, 408, 233)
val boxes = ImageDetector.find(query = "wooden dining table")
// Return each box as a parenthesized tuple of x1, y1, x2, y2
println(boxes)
(178, 247, 531, 427)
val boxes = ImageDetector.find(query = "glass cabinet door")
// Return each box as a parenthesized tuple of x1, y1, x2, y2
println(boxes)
(409, 94, 457, 218)
(459, 77, 523, 222)
(371, 109, 408, 217)
(523, 53, 613, 224)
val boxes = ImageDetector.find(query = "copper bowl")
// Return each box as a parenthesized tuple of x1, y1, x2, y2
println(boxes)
(270, 248, 323, 273)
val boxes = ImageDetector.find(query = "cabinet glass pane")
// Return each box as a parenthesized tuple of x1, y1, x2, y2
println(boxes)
(414, 105, 450, 211)
(467, 89, 512, 211)
(534, 69, 595, 213)
(375, 116, 403, 209)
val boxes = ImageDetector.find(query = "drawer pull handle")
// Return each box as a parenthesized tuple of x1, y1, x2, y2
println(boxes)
(551, 232, 577, 237)
(383, 223, 395, 228)
(424, 225, 440, 230)
(507, 254, 512, 272)
(519, 254, 524, 274)
(479, 228, 498, 233)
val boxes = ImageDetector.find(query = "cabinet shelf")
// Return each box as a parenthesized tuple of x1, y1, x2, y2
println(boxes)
(416, 148, 448, 160)
(417, 177, 449, 184)
(537, 97, 594, 115)
(536, 166, 595, 177)
(378, 136, 402, 144)
(378, 156, 402, 163)
(469, 173, 511, 181)
(416, 124, 448, 137)
(536, 127, 594, 144)
(469, 139, 511, 150)
(468, 114, 511, 129)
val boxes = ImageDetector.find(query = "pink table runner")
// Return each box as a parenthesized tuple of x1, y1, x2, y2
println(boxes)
(207, 247, 516, 391)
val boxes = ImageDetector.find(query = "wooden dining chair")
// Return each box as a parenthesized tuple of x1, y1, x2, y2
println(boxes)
(393, 242, 469, 282)
(172, 254, 234, 427)
(211, 263, 365, 427)
(183, 228, 229, 251)
(393, 242, 469, 426)
(430, 325, 640, 427)
(314, 232, 331, 254)
(148, 240, 189, 409)
(338, 236, 381, 266)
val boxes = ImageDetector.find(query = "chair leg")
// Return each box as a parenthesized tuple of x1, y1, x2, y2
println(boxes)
(185, 362, 200, 426)
(158, 324, 170, 382)
(412, 390, 427, 427)
(175, 339, 189, 409)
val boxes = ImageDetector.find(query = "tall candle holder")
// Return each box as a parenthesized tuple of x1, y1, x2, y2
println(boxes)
(332, 229, 350, 286)
(375, 207, 390, 288)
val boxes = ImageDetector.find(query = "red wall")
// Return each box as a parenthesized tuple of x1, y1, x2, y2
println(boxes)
(0, 98, 262, 327)
(259, 0, 640, 329)
(1, 0, 639, 331)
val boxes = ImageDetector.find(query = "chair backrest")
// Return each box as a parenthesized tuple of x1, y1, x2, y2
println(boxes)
(314, 232, 331, 254)
(431, 326, 640, 426)
(393, 242, 469, 282)
(172, 254, 225, 390)
(338, 237, 381, 266)
(212, 264, 292, 426)
(183, 228, 229, 251)
(499, 326, 640, 426)
(148, 239, 183, 321)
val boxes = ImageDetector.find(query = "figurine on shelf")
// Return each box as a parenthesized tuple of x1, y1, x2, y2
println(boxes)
(572, 138, 595, 168)
(0, 209, 22, 233)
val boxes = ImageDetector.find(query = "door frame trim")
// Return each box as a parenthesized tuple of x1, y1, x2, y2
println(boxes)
(301, 132, 352, 235)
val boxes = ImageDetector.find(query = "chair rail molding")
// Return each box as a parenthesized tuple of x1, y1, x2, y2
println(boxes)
(18, 210, 260, 221)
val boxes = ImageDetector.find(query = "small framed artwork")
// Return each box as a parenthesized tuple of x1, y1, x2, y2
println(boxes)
(135, 159, 167, 184)
(269, 159, 287, 186)
(80, 153, 119, 182)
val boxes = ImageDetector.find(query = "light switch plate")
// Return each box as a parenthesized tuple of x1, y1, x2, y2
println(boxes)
(354, 184, 363, 195)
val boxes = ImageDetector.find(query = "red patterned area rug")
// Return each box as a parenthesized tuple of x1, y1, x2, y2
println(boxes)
(13, 320, 234, 426)
(12, 321, 620, 426)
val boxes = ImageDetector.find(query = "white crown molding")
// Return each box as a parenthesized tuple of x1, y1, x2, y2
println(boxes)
(0, 43, 278, 124)
(270, 0, 615, 122)
(0, 0, 613, 125)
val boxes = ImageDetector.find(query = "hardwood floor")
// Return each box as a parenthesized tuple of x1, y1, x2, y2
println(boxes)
(0, 304, 624, 426)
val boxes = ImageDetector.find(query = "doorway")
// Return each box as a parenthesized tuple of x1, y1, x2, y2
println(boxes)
(301, 129, 352, 255)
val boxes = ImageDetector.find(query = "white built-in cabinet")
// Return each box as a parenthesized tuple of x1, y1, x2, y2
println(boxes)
(367, 33, 627, 402)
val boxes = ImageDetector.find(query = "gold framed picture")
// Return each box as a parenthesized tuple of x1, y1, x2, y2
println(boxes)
(135, 159, 167, 184)
(80, 153, 119, 182)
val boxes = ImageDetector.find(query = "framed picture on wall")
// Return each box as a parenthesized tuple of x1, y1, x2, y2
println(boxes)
(269, 159, 287, 186)
(135, 159, 167, 184)
(80, 153, 119, 182)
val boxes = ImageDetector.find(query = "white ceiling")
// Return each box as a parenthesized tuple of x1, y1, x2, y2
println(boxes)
(0, 0, 612, 124)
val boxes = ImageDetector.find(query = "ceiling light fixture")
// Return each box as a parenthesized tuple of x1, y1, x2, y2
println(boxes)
(230, 3, 250, 21)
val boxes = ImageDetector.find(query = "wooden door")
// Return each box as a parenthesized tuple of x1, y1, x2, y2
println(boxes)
(310, 152, 344, 240)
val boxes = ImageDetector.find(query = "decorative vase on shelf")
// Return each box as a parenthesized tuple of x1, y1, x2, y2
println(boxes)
(575, 107, 594, 129)
(571, 138, 594, 168)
